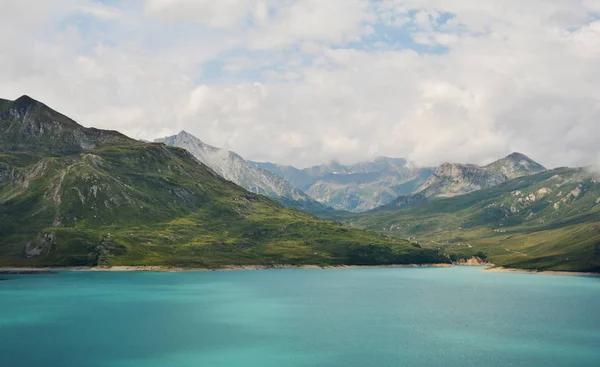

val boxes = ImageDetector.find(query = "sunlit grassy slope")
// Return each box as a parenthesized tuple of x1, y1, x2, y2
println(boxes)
(350, 168, 600, 272)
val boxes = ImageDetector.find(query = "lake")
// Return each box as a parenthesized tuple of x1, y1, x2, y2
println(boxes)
(1, 267, 599, 367)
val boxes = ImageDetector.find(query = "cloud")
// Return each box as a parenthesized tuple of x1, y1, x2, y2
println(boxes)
(0, 0, 599, 169)
(144, 0, 260, 29)
(591, 153, 600, 173)
(247, 0, 373, 49)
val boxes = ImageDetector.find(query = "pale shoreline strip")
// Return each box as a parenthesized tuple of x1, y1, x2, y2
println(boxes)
(0, 264, 453, 273)
(1, 264, 598, 277)
(482, 266, 600, 277)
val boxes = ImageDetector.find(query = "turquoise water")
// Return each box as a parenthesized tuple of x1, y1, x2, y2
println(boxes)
(1, 267, 599, 367)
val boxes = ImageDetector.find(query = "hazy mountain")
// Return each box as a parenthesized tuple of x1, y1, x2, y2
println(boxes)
(374, 153, 546, 212)
(246, 162, 315, 191)
(350, 167, 600, 272)
(0, 96, 444, 267)
(250, 157, 433, 212)
(155, 131, 331, 214)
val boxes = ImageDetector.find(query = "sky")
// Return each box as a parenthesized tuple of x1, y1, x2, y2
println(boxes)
(1, 0, 599, 169)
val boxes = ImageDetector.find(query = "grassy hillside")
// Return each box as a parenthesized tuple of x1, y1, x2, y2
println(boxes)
(0, 96, 445, 268)
(349, 168, 600, 272)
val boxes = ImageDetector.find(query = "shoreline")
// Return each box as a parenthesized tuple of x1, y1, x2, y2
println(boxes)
(482, 266, 600, 277)
(0, 263, 453, 273)
(2, 264, 598, 277)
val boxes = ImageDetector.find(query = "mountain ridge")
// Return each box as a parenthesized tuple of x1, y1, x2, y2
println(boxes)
(251, 158, 434, 212)
(155, 131, 333, 215)
(373, 153, 546, 212)
(0, 95, 135, 154)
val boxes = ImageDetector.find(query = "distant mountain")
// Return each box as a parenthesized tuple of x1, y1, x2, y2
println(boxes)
(416, 163, 507, 199)
(374, 153, 546, 212)
(250, 157, 433, 212)
(155, 131, 331, 214)
(0, 96, 445, 268)
(247, 162, 315, 190)
(350, 167, 600, 272)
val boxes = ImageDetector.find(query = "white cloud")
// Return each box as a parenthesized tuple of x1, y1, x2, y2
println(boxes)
(0, 0, 599, 169)
(144, 0, 259, 28)
(247, 0, 373, 49)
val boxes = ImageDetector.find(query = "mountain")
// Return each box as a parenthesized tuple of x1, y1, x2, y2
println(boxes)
(484, 152, 547, 179)
(250, 157, 433, 212)
(417, 153, 545, 199)
(349, 168, 600, 272)
(155, 131, 331, 215)
(373, 153, 546, 212)
(0, 95, 134, 153)
(247, 162, 314, 190)
(0, 96, 445, 268)
(415, 163, 507, 199)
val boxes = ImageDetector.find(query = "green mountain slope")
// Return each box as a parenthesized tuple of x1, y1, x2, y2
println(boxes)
(0, 96, 445, 268)
(349, 168, 600, 272)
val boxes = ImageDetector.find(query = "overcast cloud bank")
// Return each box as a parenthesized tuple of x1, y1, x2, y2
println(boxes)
(1, 0, 599, 168)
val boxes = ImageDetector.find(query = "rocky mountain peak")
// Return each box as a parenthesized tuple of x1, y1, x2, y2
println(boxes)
(485, 152, 546, 179)
(416, 162, 506, 199)
(433, 162, 482, 178)
(413, 153, 545, 200)
(9, 95, 38, 113)
(2, 95, 52, 122)
(176, 130, 194, 139)
(0, 95, 134, 153)
(155, 131, 330, 214)
(506, 152, 530, 160)
(435, 162, 461, 175)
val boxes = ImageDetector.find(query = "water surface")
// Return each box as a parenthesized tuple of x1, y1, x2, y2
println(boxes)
(1, 267, 599, 366)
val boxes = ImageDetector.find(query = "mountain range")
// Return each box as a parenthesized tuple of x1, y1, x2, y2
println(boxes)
(0, 95, 445, 268)
(1, 94, 598, 272)
(250, 158, 433, 212)
(373, 153, 546, 212)
(155, 131, 331, 215)
(154, 131, 546, 216)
